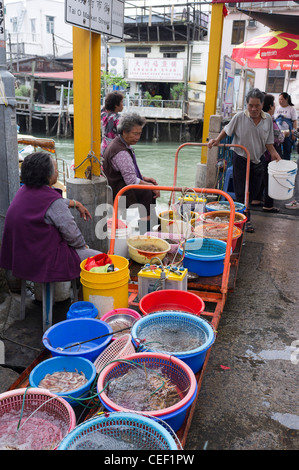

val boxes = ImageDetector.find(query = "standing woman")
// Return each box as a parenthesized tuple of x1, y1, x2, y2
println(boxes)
(262, 94, 285, 213)
(101, 91, 124, 161)
(274, 92, 297, 160)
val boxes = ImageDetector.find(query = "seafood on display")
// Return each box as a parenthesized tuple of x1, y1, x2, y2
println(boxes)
(38, 369, 88, 393)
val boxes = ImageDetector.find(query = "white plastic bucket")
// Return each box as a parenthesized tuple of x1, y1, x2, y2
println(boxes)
(268, 160, 297, 200)
(108, 227, 131, 258)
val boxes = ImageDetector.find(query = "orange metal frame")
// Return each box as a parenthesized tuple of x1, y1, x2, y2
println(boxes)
(107, 143, 251, 446)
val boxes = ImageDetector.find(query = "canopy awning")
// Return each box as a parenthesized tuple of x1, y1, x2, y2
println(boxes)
(238, 9, 299, 36)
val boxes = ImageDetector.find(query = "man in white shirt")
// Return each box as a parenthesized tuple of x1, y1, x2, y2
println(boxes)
(208, 88, 281, 232)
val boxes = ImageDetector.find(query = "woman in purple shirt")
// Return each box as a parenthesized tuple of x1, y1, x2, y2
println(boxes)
(0, 152, 100, 283)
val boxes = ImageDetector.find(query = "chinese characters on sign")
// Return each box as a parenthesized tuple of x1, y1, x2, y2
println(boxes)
(65, 0, 124, 39)
(128, 58, 184, 82)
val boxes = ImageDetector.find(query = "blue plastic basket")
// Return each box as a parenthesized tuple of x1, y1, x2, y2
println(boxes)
(29, 356, 97, 407)
(131, 312, 215, 373)
(57, 412, 179, 450)
(42, 318, 113, 362)
(205, 201, 246, 213)
(67, 301, 98, 320)
(97, 353, 197, 432)
(179, 238, 229, 277)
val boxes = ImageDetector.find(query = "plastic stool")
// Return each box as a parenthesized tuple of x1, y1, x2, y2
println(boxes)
(221, 165, 235, 200)
(20, 280, 78, 332)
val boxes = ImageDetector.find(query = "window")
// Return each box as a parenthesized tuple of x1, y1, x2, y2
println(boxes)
(192, 53, 202, 65)
(231, 20, 245, 45)
(135, 53, 148, 58)
(163, 53, 177, 58)
(266, 70, 285, 93)
(46, 16, 54, 34)
(31, 18, 36, 41)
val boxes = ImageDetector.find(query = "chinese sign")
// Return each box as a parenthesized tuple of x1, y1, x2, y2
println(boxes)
(65, 0, 124, 39)
(128, 58, 185, 82)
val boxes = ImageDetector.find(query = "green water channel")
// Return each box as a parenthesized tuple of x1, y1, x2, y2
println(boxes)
(53, 138, 203, 206)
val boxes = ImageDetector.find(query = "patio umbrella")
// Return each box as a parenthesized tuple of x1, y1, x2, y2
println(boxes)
(231, 30, 299, 70)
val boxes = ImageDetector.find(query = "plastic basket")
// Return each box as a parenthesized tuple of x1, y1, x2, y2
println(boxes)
(131, 312, 215, 373)
(139, 289, 205, 316)
(97, 352, 197, 432)
(29, 356, 97, 406)
(94, 334, 135, 374)
(0, 388, 76, 450)
(57, 412, 179, 450)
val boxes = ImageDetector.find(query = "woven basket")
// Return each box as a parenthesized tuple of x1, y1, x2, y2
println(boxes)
(93, 334, 135, 374)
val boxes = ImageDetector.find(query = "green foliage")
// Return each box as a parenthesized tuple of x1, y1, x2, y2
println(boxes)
(170, 83, 190, 100)
(101, 71, 128, 90)
(15, 85, 30, 97)
(143, 91, 163, 107)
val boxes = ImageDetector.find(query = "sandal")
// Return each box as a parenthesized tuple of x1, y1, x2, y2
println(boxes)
(262, 207, 280, 213)
(245, 221, 255, 233)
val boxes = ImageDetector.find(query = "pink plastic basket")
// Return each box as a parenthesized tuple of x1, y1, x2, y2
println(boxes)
(97, 352, 197, 418)
(0, 388, 76, 450)
(93, 333, 135, 374)
(101, 308, 141, 322)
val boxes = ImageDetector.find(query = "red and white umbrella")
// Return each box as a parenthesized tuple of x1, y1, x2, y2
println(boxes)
(232, 30, 299, 70)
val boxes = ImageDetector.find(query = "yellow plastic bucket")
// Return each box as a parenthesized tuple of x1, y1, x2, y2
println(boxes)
(80, 255, 129, 318)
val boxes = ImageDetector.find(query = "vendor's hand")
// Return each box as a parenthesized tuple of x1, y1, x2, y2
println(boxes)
(143, 176, 158, 185)
(272, 151, 281, 162)
(207, 138, 218, 149)
(152, 189, 160, 199)
(76, 202, 92, 221)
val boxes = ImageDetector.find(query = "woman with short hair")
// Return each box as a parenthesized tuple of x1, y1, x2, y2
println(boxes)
(0, 152, 100, 283)
(101, 91, 124, 160)
(103, 113, 160, 232)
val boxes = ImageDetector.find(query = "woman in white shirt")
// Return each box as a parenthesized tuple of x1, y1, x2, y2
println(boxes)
(275, 92, 298, 160)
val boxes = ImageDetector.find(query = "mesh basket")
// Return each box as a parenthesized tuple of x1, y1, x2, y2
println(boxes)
(57, 412, 180, 450)
(97, 352, 197, 417)
(94, 334, 135, 374)
(0, 388, 76, 450)
(131, 311, 215, 356)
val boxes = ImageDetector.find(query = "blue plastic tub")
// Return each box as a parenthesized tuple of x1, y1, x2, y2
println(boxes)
(42, 318, 113, 362)
(67, 301, 98, 320)
(179, 238, 229, 277)
(131, 311, 215, 373)
(205, 201, 246, 213)
(29, 356, 97, 406)
(57, 412, 179, 450)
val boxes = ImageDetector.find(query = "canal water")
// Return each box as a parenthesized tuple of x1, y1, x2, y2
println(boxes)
(54, 137, 203, 206)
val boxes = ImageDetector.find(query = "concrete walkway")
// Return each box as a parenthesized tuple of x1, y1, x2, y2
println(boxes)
(0, 206, 298, 450)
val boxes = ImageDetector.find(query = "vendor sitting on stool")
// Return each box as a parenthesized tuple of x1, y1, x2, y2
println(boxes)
(103, 112, 160, 233)
(0, 152, 101, 283)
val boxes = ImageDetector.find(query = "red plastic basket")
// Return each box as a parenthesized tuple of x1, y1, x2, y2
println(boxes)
(139, 289, 205, 316)
(97, 352, 197, 418)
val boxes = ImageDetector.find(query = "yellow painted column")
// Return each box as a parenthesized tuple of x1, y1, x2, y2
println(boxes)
(72, 27, 101, 178)
(201, 3, 225, 163)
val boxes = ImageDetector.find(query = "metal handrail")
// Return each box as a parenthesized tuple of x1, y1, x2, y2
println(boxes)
(172, 142, 250, 210)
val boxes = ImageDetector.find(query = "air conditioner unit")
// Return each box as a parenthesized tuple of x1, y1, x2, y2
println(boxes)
(108, 57, 124, 76)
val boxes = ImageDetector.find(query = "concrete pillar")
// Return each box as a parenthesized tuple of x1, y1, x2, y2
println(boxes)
(66, 176, 108, 253)
(195, 163, 207, 189)
(205, 115, 222, 188)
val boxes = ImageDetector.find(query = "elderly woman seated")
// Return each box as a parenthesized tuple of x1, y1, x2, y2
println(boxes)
(0, 152, 100, 283)
(103, 112, 160, 232)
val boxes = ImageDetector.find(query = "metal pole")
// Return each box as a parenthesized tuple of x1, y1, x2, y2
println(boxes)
(0, 1, 20, 239)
